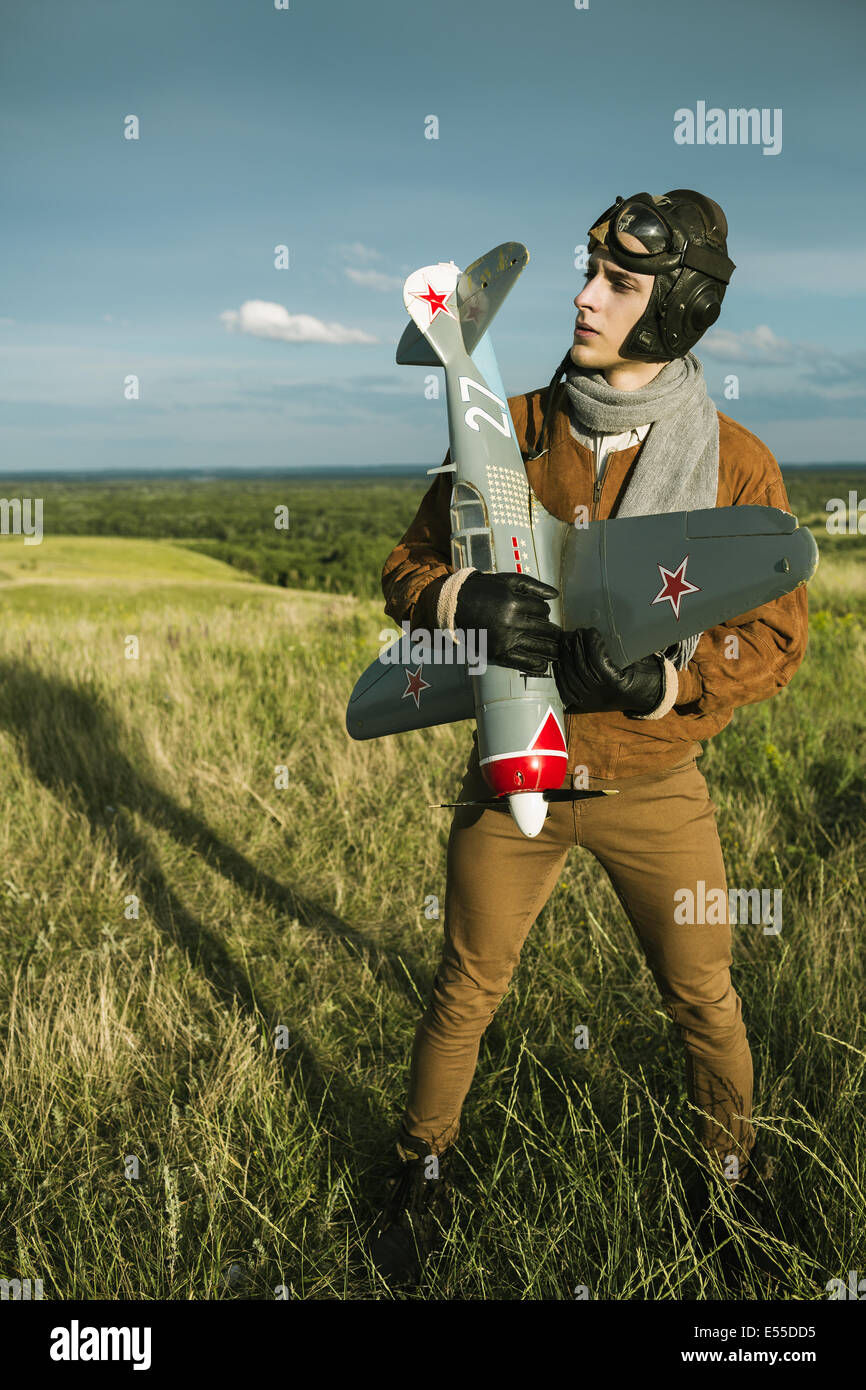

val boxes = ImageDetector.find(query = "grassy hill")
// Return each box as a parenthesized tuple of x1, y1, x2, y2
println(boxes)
(0, 535, 258, 586)
(0, 508, 863, 1300)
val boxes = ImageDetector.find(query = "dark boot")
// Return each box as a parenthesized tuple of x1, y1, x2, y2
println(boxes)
(367, 1134, 454, 1287)
(683, 1142, 788, 1288)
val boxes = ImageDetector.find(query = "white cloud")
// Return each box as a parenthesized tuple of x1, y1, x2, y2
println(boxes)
(338, 241, 382, 263)
(220, 300, 377, 345)
(0, 316, 15, 326)
(701, 323, 803, 364)
(702, 326, 866, 391)
(344, 266, 403, 292)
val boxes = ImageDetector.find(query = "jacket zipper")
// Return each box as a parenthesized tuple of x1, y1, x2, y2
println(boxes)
(591, 474, 603, 521)
(591, 432, 604, 521)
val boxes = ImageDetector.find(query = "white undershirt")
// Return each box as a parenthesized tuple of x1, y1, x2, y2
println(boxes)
(586, 422, 651, 482)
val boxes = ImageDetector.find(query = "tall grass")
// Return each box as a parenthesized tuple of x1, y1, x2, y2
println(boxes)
(0, 543, 863, 1300)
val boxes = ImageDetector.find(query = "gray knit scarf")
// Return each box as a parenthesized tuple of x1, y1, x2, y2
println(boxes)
(562, 350, 718, 668)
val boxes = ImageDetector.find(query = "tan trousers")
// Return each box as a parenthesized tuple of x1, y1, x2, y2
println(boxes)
(400, 742, 755, 1176)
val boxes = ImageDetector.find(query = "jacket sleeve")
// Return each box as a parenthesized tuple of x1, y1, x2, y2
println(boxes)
(381, 452, 457, 632)
(674, 465, 809, 716)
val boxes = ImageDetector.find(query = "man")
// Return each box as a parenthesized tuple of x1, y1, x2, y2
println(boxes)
(368, 190, 808, 1286)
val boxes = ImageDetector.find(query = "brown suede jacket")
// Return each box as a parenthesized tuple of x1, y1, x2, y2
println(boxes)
(381, 381, 809, 779)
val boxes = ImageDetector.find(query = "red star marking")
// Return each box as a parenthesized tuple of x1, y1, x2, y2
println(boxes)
(402, 665, 431, 709)
(651, 555, 701, 620)
(412, 281, 454, 322)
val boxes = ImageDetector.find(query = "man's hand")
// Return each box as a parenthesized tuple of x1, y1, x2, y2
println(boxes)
(454, 572, 561, 676)
(555, 626, 664, 715)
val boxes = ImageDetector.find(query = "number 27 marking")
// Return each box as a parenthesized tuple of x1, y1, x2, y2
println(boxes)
(458, 376, 511, 437)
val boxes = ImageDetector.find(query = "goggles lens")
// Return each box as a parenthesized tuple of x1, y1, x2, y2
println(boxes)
(613, 202, 671, 255)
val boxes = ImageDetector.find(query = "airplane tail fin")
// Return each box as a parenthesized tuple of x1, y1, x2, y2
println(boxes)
(395, 242, 529, 367)
(457, 242, 528, 356)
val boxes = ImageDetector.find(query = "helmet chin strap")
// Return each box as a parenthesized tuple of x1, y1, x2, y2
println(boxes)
(619, 270, 678, 362)
(523, 350, 572, 461)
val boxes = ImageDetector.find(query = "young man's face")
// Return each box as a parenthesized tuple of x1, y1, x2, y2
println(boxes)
(570, 232, 664, 375)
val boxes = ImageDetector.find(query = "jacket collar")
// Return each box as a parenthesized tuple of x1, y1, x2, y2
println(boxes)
(524, 392, 645, 523)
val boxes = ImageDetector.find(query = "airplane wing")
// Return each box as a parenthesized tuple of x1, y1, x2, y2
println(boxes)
(561, 505, 819, 666)
(346, 645, 474, 740)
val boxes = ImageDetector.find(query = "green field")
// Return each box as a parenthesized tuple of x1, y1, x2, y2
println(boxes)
(0, 471, 864, 1300)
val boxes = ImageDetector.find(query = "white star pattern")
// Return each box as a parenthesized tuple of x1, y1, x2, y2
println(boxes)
(485, 463, 531, 528)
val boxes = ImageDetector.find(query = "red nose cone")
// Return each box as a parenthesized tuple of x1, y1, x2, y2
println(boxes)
(481, 709, 568, 796)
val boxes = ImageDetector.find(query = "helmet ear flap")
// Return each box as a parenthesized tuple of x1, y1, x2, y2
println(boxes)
(661, 270, 726, 355)
(620, 260, 728, 361)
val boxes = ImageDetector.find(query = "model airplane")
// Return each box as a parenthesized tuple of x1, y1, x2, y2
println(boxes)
(345, 242, 818, 837)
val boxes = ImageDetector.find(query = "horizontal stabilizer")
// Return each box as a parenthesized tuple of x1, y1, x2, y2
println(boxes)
(561, 506, 818, 666)
(396, 318, 442, 366)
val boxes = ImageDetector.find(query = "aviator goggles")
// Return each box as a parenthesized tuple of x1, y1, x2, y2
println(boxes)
(591, 194, 736, 285)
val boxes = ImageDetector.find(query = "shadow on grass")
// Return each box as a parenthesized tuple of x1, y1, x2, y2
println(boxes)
(0, 659, 428, 1178)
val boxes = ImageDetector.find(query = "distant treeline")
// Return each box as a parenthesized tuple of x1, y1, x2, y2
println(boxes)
(0, 469, 862, 599)
(0, 476, 429, 600)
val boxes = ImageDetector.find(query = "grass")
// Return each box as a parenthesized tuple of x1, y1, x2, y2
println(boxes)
(0, 497, 864, 1300)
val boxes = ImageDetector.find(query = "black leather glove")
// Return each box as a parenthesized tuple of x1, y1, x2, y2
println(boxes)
(555, 626, 664, 715)
(454, 572, 561, 675)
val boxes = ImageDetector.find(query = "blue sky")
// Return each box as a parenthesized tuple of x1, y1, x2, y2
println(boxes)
(1, 0, 864, 471)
